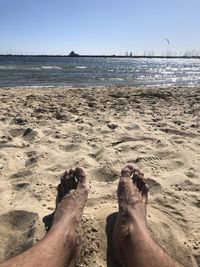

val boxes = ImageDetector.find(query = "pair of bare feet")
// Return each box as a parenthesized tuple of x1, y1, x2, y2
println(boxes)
(47, 166, 148, 265)
(0, 165, 184, 267)
(47, 165, 183, 267)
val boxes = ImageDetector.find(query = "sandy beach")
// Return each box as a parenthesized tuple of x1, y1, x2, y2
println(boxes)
(0, 86, 199, 267)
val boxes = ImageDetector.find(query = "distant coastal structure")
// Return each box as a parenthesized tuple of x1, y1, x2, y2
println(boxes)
(1, 50, 200, 58)
(68, 51, 79, 57)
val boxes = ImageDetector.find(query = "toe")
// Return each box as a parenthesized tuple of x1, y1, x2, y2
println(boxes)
(69, 168, 78, 190)
(56, 170, 70, 205)
(132, 171, 149, 199)
(141, 181, 149, 198)
(69, 168, 75, 179)
(56, 183, 63, 205)
(136, 172, 144, 189)
(117, 176, 127, 196)
(121, 164, 139, 177)
(75, 167, 87, 189)
(132, 170, 140, 186)
(117, 176, 132, 200)
(60, 170, 69, 195)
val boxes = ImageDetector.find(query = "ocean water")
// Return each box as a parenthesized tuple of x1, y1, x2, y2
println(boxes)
(0, 56, 200, 87)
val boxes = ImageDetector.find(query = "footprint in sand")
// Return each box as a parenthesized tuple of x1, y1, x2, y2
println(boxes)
(136, 152, 184, 172)
(160, 128, 197, 138)
(0, 210, 38, 261)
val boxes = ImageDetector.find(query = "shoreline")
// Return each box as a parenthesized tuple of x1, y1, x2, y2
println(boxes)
(0, 84, 199, 90)
(0, 86, 199, 266)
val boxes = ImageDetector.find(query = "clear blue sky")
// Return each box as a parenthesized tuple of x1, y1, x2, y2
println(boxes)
(0, 0, 200, 55)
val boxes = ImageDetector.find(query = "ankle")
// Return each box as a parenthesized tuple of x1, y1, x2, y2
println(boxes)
(48, 223, 78, 247)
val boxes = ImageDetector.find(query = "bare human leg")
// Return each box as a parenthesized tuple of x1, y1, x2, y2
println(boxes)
(0, 167, 88, 267)
(113, 165, 184, 267)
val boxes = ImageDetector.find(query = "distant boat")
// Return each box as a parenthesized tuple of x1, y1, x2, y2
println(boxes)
(68, 51, 79, 57)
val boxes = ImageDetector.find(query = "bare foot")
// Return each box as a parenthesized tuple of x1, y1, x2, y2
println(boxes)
(112, 164, 149, 267)
(53, 167, 88, 227)
(43, 168, 88, 231)
(112, 165, 184, 267)
(48, 167, 88, 265)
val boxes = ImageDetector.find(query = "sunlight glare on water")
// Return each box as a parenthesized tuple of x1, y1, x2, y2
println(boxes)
(0, 56, 200, 87)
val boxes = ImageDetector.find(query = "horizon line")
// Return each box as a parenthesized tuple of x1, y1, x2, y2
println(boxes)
(1, 54, 200, 59)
